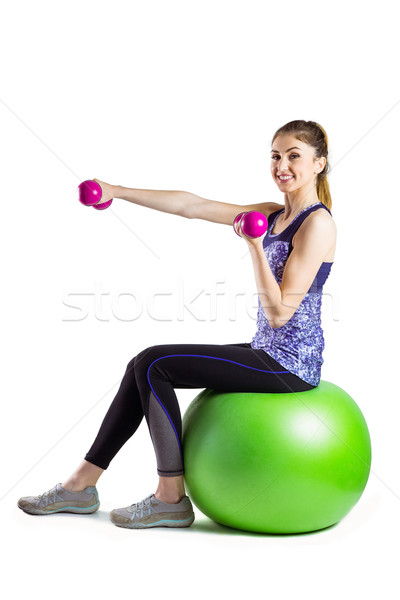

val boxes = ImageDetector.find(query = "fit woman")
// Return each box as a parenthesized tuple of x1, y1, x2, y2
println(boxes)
(17, 119, 337, 529)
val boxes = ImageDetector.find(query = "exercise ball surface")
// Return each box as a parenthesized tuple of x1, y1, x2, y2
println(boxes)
(182, 381, 371, 534)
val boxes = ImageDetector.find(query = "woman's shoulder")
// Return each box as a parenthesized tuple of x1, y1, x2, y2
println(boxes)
(308, 204, 336, 228)
(252, 202, 285, 220)
(293, 205, 337, 255)
(264, 202, 285, 220)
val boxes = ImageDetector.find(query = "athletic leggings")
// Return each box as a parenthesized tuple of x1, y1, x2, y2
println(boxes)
(84, 342, 316, 477)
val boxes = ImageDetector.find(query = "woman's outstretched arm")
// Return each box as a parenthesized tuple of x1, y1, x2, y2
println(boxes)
(115, 185, 190, 217)
(93, 178, 284, 225)
(93, 178, 190, 216)
(185, 193, 284, 226)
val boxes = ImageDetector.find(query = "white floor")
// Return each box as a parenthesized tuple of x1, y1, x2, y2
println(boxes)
(4, 471, 398, 600)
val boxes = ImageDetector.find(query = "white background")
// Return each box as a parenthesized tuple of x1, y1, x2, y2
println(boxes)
(1, 0, 399, 597)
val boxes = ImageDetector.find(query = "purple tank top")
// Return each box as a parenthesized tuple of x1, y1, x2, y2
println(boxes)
(250, 201, 333, 386)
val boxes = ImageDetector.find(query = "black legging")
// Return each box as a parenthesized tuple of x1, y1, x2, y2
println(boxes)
(84, 342, 316, 477)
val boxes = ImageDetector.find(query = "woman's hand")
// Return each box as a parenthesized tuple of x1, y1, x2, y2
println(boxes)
(237, 219, 265, 249)
(92, 178, 118, 205)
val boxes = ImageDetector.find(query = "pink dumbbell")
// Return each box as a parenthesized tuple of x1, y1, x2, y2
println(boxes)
(233, 211, 268, 238)
(77, 180, 113, 210)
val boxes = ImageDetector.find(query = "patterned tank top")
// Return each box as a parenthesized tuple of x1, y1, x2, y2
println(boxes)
(250, 201, 333, 386)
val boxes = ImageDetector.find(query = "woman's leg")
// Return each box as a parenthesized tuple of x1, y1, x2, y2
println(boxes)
(83, 355, 144, 469)
(61, 353, 186, 502)
(62, 460, 105, 492)
(62, 355, 144, 491)
(133, 341, 314, 489)
(63, 341, 313, 502)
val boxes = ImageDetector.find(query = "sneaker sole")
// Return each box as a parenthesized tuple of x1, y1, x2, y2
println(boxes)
(110, 511, 195, 529)
(17, 501, 100, 515)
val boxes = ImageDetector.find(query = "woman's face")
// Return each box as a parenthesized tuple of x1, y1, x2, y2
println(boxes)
(270, 134, 325, 192)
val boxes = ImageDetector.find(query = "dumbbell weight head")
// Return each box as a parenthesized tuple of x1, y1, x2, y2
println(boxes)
(233, 212, 248, 237)
(93, 198, 113, 210)
(77, 180, 113, 210)
(241, 211, 268, 238)
(233, 210, 268, 238)
(77, 180, 102, 206)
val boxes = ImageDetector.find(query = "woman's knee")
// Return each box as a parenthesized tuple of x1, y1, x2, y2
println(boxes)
(132, 345, 162, 376)
(126, 356, 136, 370)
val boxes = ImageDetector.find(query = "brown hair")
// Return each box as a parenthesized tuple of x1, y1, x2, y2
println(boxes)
(271, 120, 332, 212)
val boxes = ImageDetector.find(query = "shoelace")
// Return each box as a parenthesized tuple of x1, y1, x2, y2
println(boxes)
(35, 484, 64, 508)
(129, 494, 154, 519)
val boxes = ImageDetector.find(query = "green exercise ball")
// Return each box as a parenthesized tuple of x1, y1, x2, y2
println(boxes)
(182, 380, 371, 534)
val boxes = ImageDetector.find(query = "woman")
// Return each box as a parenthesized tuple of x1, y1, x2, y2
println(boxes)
(17, 119, 336, 529)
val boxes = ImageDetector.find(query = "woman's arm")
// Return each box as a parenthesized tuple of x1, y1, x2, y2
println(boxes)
(185, 192, 284, 225)
(114, 185, 190, 217)
(243, 213, 336, 328)
(109, 181, 284, 224)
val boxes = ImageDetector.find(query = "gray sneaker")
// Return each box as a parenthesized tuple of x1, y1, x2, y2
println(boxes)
(110, 493, 195, 529)
(17, 483, 100, 515)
